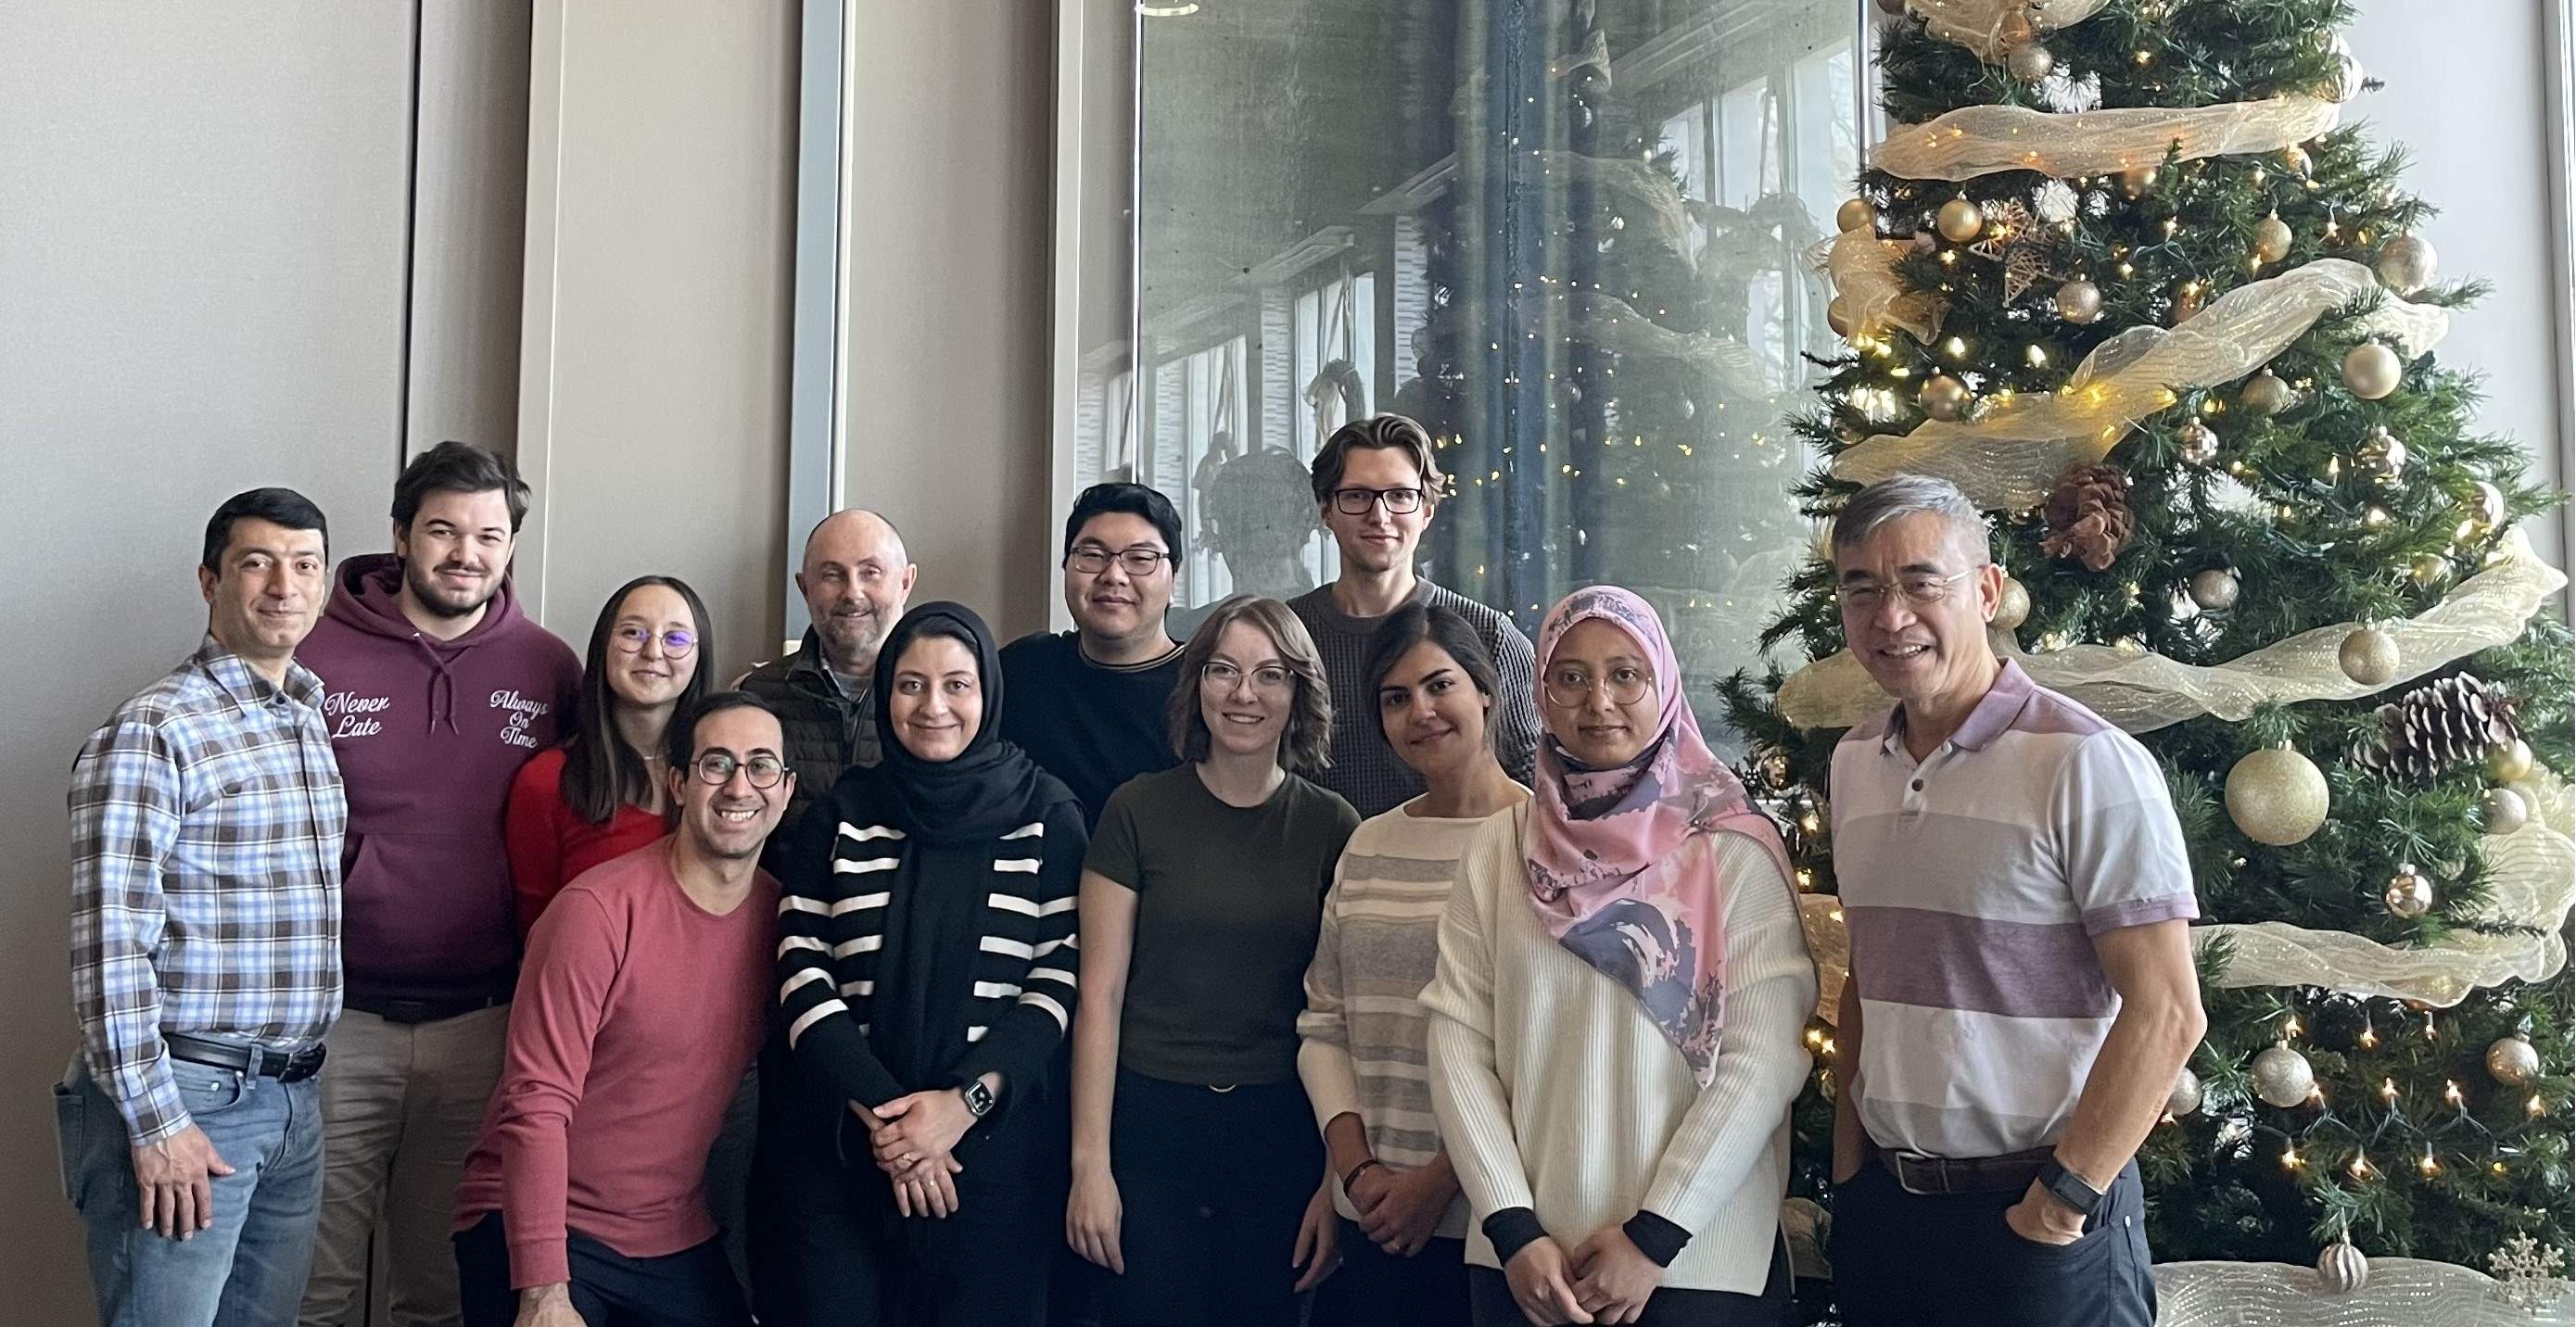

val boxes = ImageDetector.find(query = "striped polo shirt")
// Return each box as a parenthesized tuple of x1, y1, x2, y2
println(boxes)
(1831, 661, 2196, 1160)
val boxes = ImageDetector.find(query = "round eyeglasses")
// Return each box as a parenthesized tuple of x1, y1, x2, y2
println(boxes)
(1200, 660, 1294, 694)
(692, 752, 787, 789)
(1542, 665, 1654, 710)
(613, 625, 698, 656)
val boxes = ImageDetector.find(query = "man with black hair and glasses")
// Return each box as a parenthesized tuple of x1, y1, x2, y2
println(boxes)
(59, 487, 344, 1327)
(1288, 415, 1541, 816)
(451, 692, 793, 1327)
(1000, 482, 1190, 829)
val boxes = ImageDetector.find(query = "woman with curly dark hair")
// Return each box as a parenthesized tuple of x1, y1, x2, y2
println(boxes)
(1064, 594, 1363, 1326)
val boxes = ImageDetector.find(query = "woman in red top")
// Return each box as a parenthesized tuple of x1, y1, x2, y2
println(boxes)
(506, 575, 715, 935)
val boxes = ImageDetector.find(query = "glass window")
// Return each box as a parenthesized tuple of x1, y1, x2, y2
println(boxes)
(1089, 0, 1859, 751)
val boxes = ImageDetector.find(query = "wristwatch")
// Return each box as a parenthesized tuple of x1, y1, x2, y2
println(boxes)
(961, 1078, 997, 1118)
(2036, 1159, 2107, 1220)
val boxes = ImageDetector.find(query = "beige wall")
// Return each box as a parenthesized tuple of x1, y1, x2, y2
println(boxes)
(0, 6, 419, 1321)
(409, 0, 537, 464)
(516, 0, 800, 678)
(839, 0, 1058, 638)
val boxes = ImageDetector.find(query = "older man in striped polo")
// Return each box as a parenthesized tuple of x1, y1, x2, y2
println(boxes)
(1821, 474, 2206, 1327)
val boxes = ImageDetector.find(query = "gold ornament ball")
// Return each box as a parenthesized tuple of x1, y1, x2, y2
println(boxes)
(1919, 373, 1973, 422)
(2054, 279, 2104, 324)
(2281, 145, 2313, 176)
(2466, 480, 2508, 534)
(2483, 786, 2531, 835)
(2253, 215, 2295, 264)
(2251, 1044, 2318, 1108)
(2486, 738, 2535, 783)
(2006, 41, 2056, 82)
(2117, 166, 2159, 199)
(1992, 576, 2032, 631)
(2408, 551, 2452, 588)
(2354, 426, 2408, 482)
(2227, 746, 2329, 846)
(2177, 419, 2221, 466)
(1936, 197, 1986, 244)
(1836, 197, 1875, 234)
(2189, 567, 2241, 612)
(2486, 1033, 2541, 1086)
(2317, 1237, 2370, 1295)
(2165, 1066, 2203, 1118)
(2377, 234, 2438, 294)
(2240, 370, 2296, 417)
(2342, 342, 2404, 399)
(1827, 297, 1853, 338)
(2338, 626, 2401, 687)
(2384, 864, 2434, 919)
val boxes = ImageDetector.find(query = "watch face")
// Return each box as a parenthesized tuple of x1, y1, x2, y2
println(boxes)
(965, 1082, 994, 1116)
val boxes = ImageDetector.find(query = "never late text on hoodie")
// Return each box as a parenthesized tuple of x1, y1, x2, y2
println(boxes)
(298, 553, 582, 1007)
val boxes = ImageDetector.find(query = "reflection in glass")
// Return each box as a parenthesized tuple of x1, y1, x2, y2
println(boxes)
(1073, 0, 1859, 750)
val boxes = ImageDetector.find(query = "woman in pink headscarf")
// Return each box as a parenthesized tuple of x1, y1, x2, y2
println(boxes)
(1422, 586, 1817, 1327)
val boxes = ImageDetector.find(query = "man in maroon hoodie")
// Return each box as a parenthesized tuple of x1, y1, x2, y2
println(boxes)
(296, 441, 582, 1327)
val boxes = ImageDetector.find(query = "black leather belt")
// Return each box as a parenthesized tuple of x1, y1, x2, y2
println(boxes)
(164, 1030, 326, 1083)
(1876, 1144, 2054, 1195)
(347, 994, 505, 1026)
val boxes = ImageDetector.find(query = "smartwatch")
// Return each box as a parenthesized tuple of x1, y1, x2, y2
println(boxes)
(2036, 1159, 2107, 1221)
(961, 1078, 997, 1118)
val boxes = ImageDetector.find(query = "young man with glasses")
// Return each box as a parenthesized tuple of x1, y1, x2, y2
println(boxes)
(1288, 415, 1541, 816)
(296, 440, 581, 1327)
(1000, 482, 1189, 828)
(452, 693, 793, 1327)
(60, 488, 343, 1327)
(1822, 474, 2202, 1327)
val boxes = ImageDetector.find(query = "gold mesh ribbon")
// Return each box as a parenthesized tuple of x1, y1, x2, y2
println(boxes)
(1906, 0, 2113, 61)
(2192, 769, 2574, 1006)
(1872, 96, 2342, 183)
(1821, 228, 1947, 341)
(1833, 259, 2452, 510)
(1776, 530, 2562, 733)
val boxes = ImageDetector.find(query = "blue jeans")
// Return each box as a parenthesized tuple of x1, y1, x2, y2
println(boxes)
(55, 1053, 326, 1327)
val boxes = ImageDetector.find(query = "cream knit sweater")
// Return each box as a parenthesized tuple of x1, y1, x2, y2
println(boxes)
(1422, 803, 1817, 1294)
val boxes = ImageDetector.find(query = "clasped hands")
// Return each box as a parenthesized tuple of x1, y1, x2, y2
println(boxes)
(854, 1082, 982, 1219)
(1502, 1224, 1666, 1326)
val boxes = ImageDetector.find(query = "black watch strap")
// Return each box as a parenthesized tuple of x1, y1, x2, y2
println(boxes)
(2037, 1160, 2106, 1218)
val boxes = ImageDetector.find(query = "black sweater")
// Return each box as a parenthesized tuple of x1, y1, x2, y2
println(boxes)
(777, 787, 1087, 1118)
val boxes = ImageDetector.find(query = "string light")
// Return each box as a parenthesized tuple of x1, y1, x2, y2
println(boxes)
(2380, 1078, 2399, 1103)
(2444, 1080, 2466, 1107)
(2418, 1148, 2441, 1177)
(2530, 1094, 2549, 1119)
(2348, 1155, 2377, 1181)
(2359, 1019, 2378, 1049)
(2281, 1144, 2304, 1171)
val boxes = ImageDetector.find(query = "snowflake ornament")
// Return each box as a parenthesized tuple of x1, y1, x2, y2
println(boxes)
(2486, 1232, 2570, 1314)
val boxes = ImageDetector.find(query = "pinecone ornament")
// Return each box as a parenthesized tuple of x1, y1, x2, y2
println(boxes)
(2041, 463, 2135, 572)
(2352, 674, 2520, 783)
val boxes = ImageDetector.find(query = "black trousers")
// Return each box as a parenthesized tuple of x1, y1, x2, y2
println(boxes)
(1315, 1225, 1469, 1327)
(1095, 1068, 1325, 1327)
(1829, 1156, 2155, 1327)
(454, 1212, 750, 1327)
(750, 1094, 1056, 1327)
(1465, 1229, 1790, 1327)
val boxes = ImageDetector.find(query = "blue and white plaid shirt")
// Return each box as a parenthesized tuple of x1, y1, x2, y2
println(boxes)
(69, 636, 346, 1144)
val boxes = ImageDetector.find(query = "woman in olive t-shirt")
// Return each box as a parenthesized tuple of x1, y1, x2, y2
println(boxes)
(1066, 595, 1363, 1327)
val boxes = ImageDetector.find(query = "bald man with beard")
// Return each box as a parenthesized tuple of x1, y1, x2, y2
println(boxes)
(736, 510, 919, 841)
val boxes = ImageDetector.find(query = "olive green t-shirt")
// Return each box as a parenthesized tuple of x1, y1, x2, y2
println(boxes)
(1086, 765, 1361, 1085)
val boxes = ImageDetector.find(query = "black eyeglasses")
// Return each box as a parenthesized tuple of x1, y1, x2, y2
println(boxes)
(612, 625, 698, 657)
(1066, 545, 1171, 576)
(1329, 487, 1426, 516)
(692, 752, 787, 789)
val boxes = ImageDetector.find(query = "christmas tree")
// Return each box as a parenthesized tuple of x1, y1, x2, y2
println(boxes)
(1403, 0, 1833, 728)
(1716, 0, 2574, 1309)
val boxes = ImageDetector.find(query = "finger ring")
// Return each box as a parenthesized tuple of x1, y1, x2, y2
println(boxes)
(901, 1153, 916, 1165)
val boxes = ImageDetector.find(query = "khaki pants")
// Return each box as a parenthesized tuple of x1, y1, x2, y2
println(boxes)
(298, 1004, 509, 1327)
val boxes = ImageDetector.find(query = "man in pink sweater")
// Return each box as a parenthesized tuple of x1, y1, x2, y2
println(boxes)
(450, 693, 794, 1327)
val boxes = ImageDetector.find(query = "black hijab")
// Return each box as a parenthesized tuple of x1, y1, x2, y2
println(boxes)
(843, 601, 1072, 845)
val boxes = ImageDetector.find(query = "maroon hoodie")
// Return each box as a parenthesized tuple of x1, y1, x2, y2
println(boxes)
(299, 553, 582, 1005)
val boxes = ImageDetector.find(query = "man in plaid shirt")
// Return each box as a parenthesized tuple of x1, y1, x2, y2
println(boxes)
(57, 487, 347, 1327)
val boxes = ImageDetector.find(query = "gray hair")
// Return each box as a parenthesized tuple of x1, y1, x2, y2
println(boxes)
(1830, 474, 1989, 563)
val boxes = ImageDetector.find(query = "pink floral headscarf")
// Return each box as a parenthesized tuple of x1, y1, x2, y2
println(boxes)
(1524, 587, 1793, 1084)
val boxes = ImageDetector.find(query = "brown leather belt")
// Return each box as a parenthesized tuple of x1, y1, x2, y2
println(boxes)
(1876, 1144, 2054, 1195)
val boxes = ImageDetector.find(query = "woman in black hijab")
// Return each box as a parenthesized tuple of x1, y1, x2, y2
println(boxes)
(754, 602, 1087, 1326)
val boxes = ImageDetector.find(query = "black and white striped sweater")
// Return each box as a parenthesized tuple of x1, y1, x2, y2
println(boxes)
(776, 798, 1086, 1111)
